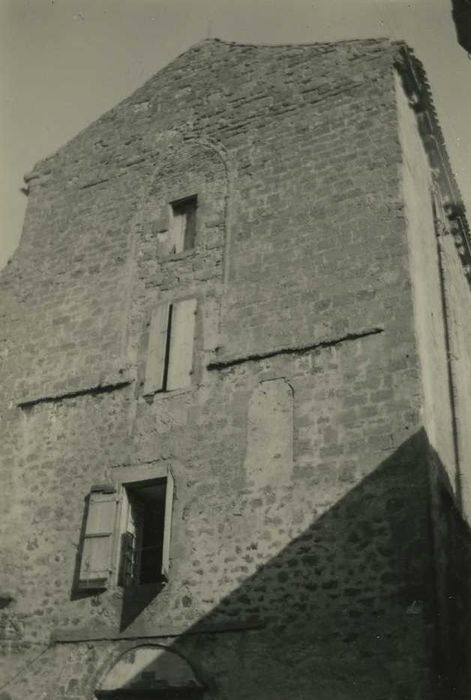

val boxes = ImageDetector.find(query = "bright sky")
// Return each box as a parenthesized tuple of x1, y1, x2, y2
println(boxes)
(0, 0, 470, 269)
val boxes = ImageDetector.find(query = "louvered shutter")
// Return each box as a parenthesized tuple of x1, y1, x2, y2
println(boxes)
(79, 486, 117, 589)
(161, 470, 174, 581)
(166, 298, 197, 390)
(143, 304, 170, 395)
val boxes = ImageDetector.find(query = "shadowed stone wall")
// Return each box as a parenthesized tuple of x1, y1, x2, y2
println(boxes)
(0, 38, 469, 700)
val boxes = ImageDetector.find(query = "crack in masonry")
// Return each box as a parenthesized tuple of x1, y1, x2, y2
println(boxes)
(18, 380, 131, 410)
(207, 326, 385, 371)
(79, 177, 112, 190)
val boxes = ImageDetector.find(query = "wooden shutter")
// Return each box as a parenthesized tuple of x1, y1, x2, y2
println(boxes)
(168, 210, 186, 254)
(143, 304, 170, 395)
(183, 201, 197, 250)
(166, 298, 197, 390)
(161, 470, 174, 581)
(79, 486, 117, 589)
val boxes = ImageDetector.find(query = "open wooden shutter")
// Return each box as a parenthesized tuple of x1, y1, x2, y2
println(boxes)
(161, 470, 174, 581)
(144, 304, 170, 395)
(79, 485, 117, 589)
(166, 298, 197, 390)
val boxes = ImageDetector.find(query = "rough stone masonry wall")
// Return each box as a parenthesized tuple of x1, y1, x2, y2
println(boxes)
(0, 40, 440, 700)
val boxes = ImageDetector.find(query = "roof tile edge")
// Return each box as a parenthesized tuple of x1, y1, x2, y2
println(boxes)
(395, 44, 471, 286)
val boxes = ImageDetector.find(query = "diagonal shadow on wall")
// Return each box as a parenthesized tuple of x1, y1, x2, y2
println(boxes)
(93, 430, 471, 700)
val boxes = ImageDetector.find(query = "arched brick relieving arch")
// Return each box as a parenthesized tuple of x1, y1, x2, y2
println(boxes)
(93, 644, 205, 699)
(121, 135, 232, 371)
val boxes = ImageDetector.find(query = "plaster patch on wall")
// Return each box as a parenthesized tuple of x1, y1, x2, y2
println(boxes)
(244, 378, 293, 489)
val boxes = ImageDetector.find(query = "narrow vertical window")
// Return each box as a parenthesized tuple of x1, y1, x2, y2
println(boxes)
(143, 298, 197, 394)
(167, 196, 197, 254)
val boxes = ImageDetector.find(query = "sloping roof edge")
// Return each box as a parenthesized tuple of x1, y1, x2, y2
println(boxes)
(22, 36, 395, 183)
(394, 43, 471, 286)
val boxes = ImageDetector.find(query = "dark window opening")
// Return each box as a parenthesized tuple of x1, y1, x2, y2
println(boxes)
(119, 479, 167, 587)
(170, 195, 197, 252)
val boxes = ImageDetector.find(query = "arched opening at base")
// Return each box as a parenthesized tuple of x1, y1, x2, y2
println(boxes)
(95, 646, 205, 699)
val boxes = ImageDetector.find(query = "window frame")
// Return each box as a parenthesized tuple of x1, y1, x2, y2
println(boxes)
(117, 478, 166, 587)
(157, 194, 198, 259)
(110, 464, 175, 590)
(169, 194, 198, 254)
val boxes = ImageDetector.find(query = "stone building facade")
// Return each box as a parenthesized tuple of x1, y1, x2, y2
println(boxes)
(0, 38, 470, 700)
